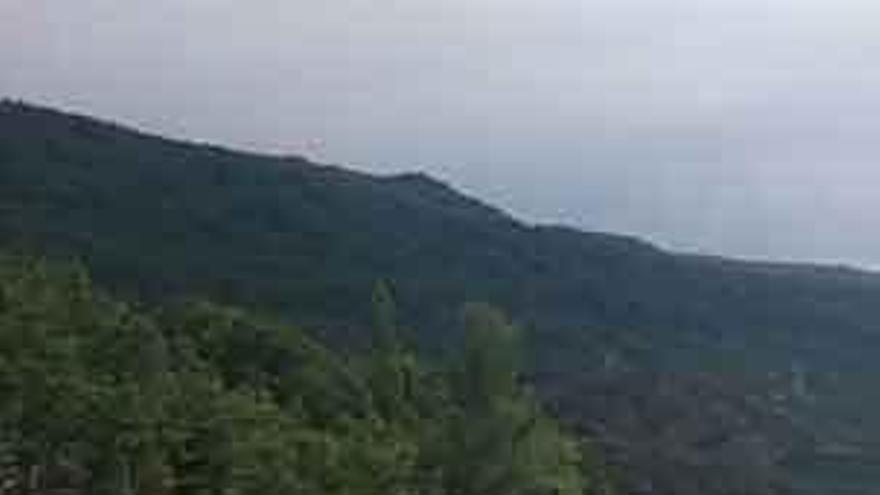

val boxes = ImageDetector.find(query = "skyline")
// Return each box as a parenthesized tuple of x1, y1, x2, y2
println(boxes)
(5, 0, 880, 266)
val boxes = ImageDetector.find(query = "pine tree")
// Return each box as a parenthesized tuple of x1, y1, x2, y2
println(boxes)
(442, 303, 586, 495)
(368, 280, 414, 424)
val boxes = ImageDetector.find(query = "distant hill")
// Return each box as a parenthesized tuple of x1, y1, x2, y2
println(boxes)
(3, 99, 880, 494)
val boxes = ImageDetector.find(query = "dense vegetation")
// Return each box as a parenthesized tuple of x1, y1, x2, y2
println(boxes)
(3, 100, 880, 493)
(0, 255, 615, 494)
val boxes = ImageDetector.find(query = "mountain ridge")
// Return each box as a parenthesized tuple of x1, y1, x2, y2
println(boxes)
(6, 97, 878, 280)
(4, 100, 880, 494)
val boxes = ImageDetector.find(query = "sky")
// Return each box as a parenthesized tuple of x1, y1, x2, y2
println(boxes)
(4, 0, 880, 266)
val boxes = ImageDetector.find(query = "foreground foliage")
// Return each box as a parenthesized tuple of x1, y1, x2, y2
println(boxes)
(0, 256, 614, 494)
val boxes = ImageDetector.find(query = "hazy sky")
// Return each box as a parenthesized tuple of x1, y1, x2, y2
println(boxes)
(4, 0, 880, 266)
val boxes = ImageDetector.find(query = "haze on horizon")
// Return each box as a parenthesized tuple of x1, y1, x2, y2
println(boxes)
(4, 0, 880, 267)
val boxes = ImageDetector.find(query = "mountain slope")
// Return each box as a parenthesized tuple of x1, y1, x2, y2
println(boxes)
(3, 100, 880, 493)
(4, 99, 880, 360)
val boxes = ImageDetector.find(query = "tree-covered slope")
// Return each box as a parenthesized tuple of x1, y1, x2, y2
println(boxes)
(3, 100, 880, 493)
(0, 254, 610, 494)
(4, 100, 880, 353)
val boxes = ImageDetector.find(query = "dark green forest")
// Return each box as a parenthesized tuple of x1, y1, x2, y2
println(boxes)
(0, 255, 615, 494)
(3, 100, 880, 494)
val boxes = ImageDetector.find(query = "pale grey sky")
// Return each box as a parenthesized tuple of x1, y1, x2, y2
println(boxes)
(4, 0, 880, 266)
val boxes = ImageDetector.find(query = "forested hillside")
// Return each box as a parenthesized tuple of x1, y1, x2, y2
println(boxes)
(0, 255, 614, 494)
(3, 100, 880, 493)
